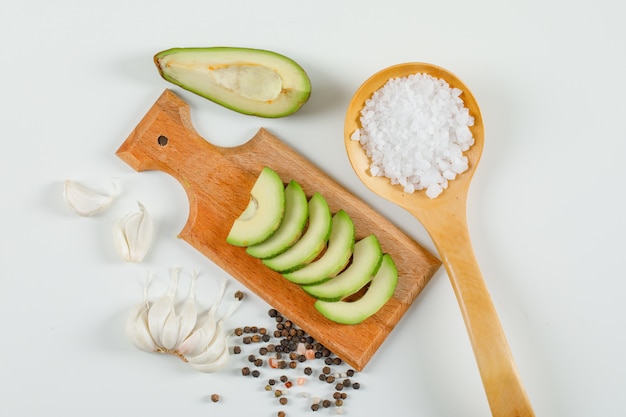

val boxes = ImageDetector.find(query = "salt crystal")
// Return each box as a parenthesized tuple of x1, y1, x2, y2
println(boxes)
(355, 72, 475, 198)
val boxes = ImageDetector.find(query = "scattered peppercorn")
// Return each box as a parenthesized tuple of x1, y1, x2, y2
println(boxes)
(325, 375, 335, 384)
(254, 358, 263, 367)
(241, 367, 250, 376)
(346, 369, 355, 377)
(277, 411, 286, 417)
(233, 345, 241, 354)
(322, 366, 331, 375)
(311, 403, 320, 411)
(252, 370, 260, 377)
(242, 336, 252, 344)
(335, 399, 343, 407)
(234, 290, 244, 300)
(274, 389, 283, 397)
(304, 367, 312, 375)
(335, 383, 344, 391)
(333, 357, 342, 365)
(210, 393, 220, 403)
(234, 328, 243, 336)
(279, 397, 288, 405)
(352, 382, 360, 390)
(322, 399, 331, 408)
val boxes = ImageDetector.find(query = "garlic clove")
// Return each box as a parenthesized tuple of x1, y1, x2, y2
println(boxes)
(126, 301, 158, 352)
(147, 268, 180, 348)
(188, 343, 230, 373)
(177, 276, 226, 357)
(160, 289, 198, 351)
(177, 313, 218, 358)
(114, 201, 154, 263)
(184, 322, 228, 365)
(64, 179, 119, 216)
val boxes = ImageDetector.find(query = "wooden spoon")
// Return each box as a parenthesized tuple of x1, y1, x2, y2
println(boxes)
(344, 63, 534, 417)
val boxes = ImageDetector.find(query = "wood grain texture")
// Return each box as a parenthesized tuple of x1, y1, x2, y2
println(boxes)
(116, 89, 441, 371)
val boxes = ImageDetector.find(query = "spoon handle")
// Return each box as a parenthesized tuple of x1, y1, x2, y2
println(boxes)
(419, 208, 535, 417)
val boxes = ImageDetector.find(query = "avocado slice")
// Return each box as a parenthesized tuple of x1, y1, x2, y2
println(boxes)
(314, 254, 398, 324)
(302, 234, 383, 301)
(226, 167, 285, 247)
(246, 180, 308, 259)
(262, 192, 332, 273)
(282, 210, 355, 285)
(154, 47, 311, 118)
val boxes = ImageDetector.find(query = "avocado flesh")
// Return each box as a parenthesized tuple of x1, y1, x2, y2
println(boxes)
(154, 47, 311, 118)
(314, 254, 398, 324)
(246, 180, 308, 259)
(226, 167, 285, 247)
(302, 235, 383, 301)
(262, 192, 332, 273)
(283, 210, 355, 285)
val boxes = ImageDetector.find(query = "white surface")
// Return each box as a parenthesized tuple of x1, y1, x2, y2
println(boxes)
(1, 0, 625, 416)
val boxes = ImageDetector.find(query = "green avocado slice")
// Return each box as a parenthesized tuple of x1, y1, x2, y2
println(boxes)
(301, 234, 383, 301)
(262, 192, 332, 273)
(314, 253, 398, 324)
(282, 210, 355, 285)
(154, 47, 311, 118)
(246, 180, 308, 259)
(226, 167, 285, 247)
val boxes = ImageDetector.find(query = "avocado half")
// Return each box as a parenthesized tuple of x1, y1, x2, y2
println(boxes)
(154, 47, 311, 118)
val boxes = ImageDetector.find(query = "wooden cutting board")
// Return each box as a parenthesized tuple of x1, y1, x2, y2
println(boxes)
(116, 89, 441, 370)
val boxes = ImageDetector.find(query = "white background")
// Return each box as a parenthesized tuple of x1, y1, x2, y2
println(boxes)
(1, 0, 625, 416)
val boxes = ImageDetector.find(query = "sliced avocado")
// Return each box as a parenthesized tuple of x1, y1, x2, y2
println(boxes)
(154, 47, 311, 118)
(301, 234, 383, 301)
(262, 192, 332, 273)
(314, 254, 398, 324)
(246, 180, 308, 259)
(226, 167, 285, 247)
(282, 210, 355, 285)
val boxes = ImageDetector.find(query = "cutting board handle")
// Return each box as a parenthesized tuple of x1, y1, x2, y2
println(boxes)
(116, 89, 227, 178)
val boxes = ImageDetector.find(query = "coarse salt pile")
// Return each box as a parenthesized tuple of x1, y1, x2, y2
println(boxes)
(351, 73, 475, 198)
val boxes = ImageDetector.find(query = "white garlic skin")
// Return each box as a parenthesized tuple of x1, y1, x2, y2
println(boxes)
(114, 201, 154, 263)
(63, 179, 119, 216)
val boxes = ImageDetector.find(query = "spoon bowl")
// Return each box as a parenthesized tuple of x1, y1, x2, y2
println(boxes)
(345, 63, 534, 417)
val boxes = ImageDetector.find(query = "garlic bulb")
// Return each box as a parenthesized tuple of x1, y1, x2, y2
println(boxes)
(114, 201, 154, 263)
(126, 269, 241, 372)
(63, 179, 119, 216)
